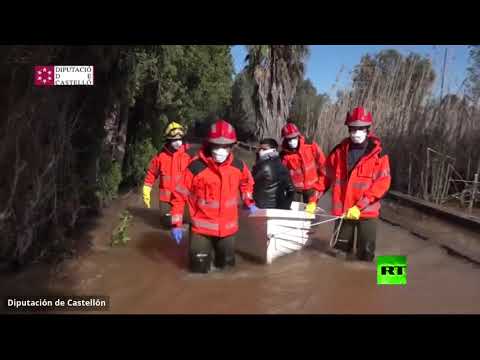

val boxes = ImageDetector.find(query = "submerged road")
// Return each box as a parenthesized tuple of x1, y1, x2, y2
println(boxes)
(1, 145, 479, 314)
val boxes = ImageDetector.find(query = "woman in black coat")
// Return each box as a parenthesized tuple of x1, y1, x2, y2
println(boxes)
(252, 138, 295, 210)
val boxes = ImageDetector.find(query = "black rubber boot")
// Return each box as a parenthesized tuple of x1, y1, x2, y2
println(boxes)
(357, 242, 375, 262)
(356, 219, 377, 262)
(214, 255, 236, 269)
(213, 235, 236, 269)
(327, 247, 348, 259)
(189, 253, 212, 273)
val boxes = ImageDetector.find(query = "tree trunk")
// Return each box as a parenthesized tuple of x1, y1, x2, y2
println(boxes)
(252, 48, 300, 140)
(103, 101, 120, 163)
(116, 99, 129, 166)
(102, 94, 129, 168)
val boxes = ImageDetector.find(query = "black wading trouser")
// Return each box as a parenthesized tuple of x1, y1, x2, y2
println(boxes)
(158, 201, 172, 228)
(188, 229, 236, 273)
(332, 218, 377, 262)
(159, 200, 190, 228)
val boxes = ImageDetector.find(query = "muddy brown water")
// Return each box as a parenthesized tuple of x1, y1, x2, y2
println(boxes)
(1, 146, 480, 314)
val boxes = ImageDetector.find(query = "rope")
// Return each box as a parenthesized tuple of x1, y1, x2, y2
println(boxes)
(314, 206, 327, 214)
(308, 208, 344, 248)
(269, 222, 311, 238)
(255, 205, 345, 249)
(309, 205, 345, 248)
(310, 216, 342, 227)
(329, 215, 345, 249)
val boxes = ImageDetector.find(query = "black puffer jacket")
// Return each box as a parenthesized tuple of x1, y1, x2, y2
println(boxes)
(252, 153, 295, 209)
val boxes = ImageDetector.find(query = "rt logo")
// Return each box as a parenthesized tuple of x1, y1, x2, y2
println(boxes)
(377, 256, 407, 285)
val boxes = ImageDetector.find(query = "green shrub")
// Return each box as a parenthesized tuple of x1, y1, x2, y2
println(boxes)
(151, 114, 169, 151)
(124, 137, 158, 186)
(96, 159, 122, 205)
(111, 210, 133, 246)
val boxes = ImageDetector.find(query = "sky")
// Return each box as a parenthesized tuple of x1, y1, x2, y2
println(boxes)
(231, 45, 471, 100)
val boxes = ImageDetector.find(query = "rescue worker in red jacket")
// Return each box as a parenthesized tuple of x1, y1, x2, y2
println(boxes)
(170, 119, 258, 273)
(280, 122, 327, 214)
(142, 122, 197, 227)
(319, 107, 391, 262)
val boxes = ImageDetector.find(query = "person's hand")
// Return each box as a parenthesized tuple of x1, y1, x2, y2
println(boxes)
(345, 205, 361, 220)
(305, 202, 317, 214)
(248, 204, 259, 215)
(171, 227, 184, 245)
(142, 185, 152, 208)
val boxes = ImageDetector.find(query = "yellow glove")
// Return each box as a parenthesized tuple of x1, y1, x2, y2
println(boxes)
(142, 185, 152, 208)
(305, 202, 317, 214)
(345, 205, 361, 220)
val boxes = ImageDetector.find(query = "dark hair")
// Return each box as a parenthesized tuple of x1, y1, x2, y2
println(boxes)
(260, 138, 278, 149)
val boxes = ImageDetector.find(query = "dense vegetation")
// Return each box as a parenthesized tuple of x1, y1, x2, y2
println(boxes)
(313, 48, 480, 201)
(1, 45, 478, 268)
(0, 45, 233, 267)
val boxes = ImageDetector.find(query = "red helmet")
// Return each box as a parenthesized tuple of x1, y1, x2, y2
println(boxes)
(208, 119, 237, 145)
(345, 107, 373, 127)
(281, 123, 300, 139)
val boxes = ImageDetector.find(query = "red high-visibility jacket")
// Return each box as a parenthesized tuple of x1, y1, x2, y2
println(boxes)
(321, 136, 391, 219)
(170, 148, 255, 237)
(143, 144, 197, 203)
(280, 136, 327, 203)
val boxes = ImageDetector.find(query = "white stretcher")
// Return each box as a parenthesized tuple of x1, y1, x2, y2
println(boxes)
(236, 201, 341, 264)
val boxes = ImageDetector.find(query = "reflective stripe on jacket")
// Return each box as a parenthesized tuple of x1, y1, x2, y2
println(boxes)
(144, 144, 197, 202)
(280, 136, 327, 203)
(171, 148, 255, 237)
(321, 136, 391, 219)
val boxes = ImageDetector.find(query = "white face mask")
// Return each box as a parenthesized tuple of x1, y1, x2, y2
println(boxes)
(258, 148, 276, 160)
(170, 140, 182, 150)
(350, 129, 367, 144)
(212, 148, 230, 163)
(288, 138, 299, 149)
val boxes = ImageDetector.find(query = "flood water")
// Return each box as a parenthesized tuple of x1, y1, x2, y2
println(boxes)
(1, 146, 480, 314)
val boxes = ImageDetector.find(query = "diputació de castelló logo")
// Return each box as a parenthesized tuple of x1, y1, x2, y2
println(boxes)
(34, 66, 94, 86)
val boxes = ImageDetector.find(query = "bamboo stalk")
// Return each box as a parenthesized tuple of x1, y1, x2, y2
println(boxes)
(441, 163, 452, 202)
(437, 158, 444, 203)
(432, 157, 437, 203)
(450, 165, 465, 181)
(469, 173, 479, 215)
(467, 156, 471, 182)
(425, 149, 430, 200)
(437, 154, 447, 204)
(427, 147, 455, 161)
(432, 157, 440, 203)
(408, 155, 413, 195)
(311, 50, 476, 201)
(420, 170, 425, 200)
